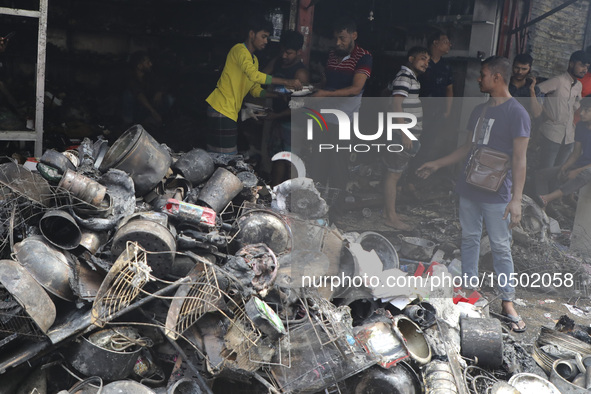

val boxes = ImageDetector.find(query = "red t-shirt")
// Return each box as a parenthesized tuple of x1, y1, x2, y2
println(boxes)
(579, 72, 591, 98)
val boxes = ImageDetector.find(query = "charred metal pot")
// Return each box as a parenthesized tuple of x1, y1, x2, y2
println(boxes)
(197, 167, 243, 213)
(39, 209, 82, 250)
(111, 216, 176, 278)
(78, 230, 108, 255)
(67, 327, 144, 382)
(100, 124, 172, 196)
(172, 148, 214, 186)
(39, 149, 76, 174)
(354, 363, 422, 393)
(460, 317, 503, 368)
(235, 209, 291, 254)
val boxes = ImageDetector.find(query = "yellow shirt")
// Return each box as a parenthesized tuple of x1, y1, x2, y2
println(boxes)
(206, 43, 272, 121)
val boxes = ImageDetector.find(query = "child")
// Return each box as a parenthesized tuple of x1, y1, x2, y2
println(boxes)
(534, 97, 591, 208)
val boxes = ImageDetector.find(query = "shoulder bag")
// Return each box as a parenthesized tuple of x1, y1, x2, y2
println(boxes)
(464, 105, 511, 192)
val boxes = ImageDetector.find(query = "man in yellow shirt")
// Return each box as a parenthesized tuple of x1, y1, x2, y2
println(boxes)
(206, 16, 302, 154)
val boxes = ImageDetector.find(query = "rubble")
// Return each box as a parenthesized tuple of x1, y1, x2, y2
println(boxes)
(0, 125, 589, 393)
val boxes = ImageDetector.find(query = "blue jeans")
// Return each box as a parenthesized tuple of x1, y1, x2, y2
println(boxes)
(539, 135, 573, 169)
(459, 196, 515, 301)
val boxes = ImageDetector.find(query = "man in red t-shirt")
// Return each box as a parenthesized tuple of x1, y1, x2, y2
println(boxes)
(579, 46, 591, 98)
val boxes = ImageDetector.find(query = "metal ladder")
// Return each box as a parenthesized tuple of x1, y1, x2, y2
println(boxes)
(0, 1, 48, 158)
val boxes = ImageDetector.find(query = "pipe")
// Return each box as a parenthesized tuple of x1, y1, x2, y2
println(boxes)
(509, 0, 579, 34)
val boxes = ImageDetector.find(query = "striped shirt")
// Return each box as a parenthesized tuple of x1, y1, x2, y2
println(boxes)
(325, 45, 372, 90)
(324, 45, 372, 119)
(389, 65, 423, 135)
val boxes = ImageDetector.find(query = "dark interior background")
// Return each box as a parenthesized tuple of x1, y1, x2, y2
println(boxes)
(0, 0, 475, 154)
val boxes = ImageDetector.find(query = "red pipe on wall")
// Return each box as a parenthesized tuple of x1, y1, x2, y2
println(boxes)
(297, 0, 315, 66)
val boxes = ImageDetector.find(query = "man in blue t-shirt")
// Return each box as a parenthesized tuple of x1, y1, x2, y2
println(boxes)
(417, 56, 530, 333)
(534, 97, 591, 207)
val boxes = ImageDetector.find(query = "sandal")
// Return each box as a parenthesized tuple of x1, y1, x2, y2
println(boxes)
(533, 195, 547, 209)
(495, 312, 527, 333)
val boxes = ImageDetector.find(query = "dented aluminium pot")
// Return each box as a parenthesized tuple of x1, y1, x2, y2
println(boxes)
(197, 167, 243, 213)
(398, 235, 436, 261)
(391, 315, 431, 365)
(0, 259, 56, 333)
(100, 124, 172, 196)
(511, 372, 561, 393)
(13, 235, 75, 301)
(354, 321, 408, 368)
(356, 231, 399, 270)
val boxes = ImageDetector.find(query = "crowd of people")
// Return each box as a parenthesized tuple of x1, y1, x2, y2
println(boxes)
(204, 15, 591, 334)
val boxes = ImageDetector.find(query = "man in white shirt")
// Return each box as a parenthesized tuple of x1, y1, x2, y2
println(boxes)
(537, 50, 590, 168)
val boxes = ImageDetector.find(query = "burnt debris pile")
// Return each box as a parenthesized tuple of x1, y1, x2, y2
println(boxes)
(0, 124, 587, 393)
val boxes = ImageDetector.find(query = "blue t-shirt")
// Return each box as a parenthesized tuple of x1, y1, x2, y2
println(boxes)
(456, 98, 531, 204)
(419, 57, 454, 98)
(574, 122, 591, 168)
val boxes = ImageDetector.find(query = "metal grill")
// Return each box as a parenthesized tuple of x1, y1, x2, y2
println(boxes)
(304, 293, 353, 347)
(164, 260, 224, 340)
(0, 161, 57, 255)
(91, 242, 151, 327)
(0, 289, 45, 339)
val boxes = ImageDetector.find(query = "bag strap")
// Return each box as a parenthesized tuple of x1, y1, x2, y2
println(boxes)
(472, 103, 490, 145)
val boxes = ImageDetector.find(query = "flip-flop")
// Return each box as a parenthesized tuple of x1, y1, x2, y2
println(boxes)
(496, 312, 527, 333)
